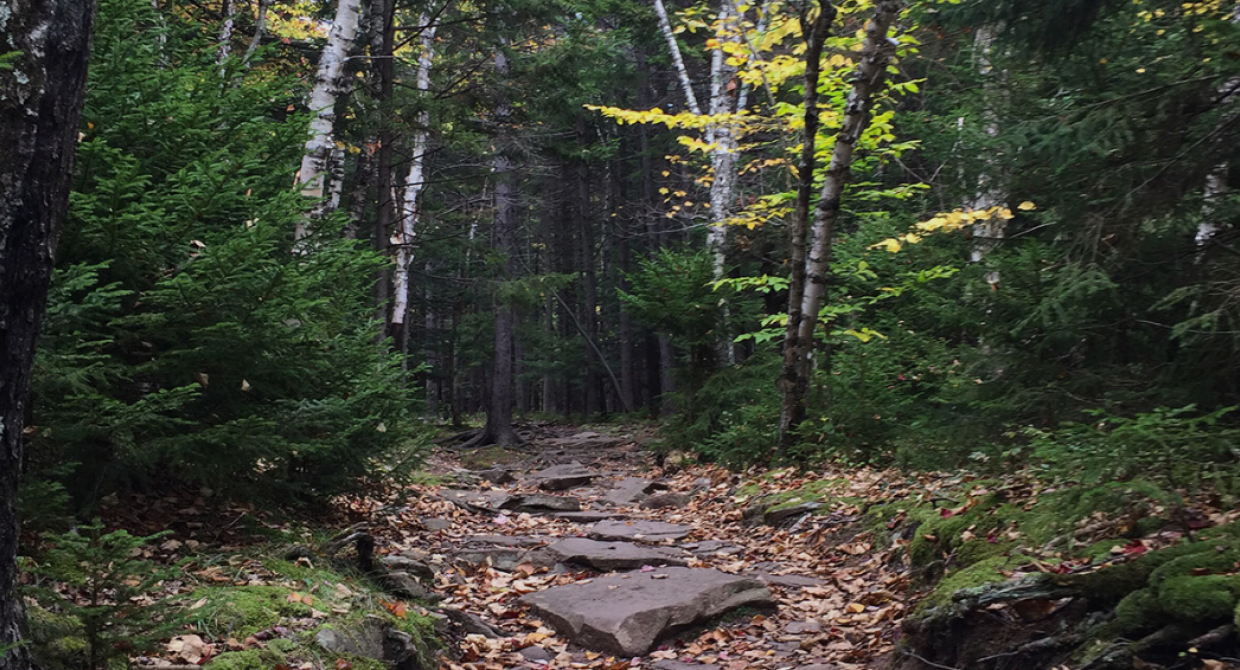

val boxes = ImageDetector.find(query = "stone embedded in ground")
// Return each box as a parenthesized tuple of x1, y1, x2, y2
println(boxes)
(544, 538, 688, 570)
(642, 491, 691, 509)
(588, 519, 692, 543)
(784, 620, 823, 635)
(520, 567, 773, 656)
(440, 489, 515, 512)
(467, 535, 547, 548)
(602, 477, 667, 506)
(315, 616, 424, 669)
(544, 431, 626, 449)
(754, 572, 825, 589)
(421, 517, 452, 531)
(501, 493, 582, 513)
(552, 510, 627, 523)
(381, 555, 436, 583)
(763, 502, 821, 527)
(528, 463, 597, 491)
(475, 468, 516, 485)
(682, 540, 742, 557)
(652, 662, 720, 670)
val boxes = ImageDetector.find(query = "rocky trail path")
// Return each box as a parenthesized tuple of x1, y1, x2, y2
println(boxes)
(362, 425, 909, 670)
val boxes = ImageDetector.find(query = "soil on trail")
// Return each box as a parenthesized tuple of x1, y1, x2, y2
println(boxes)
(363, 424, 908, 670)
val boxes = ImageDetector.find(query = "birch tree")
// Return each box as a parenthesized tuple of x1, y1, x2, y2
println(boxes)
(389, 17, 439, 358)
(0, 2, 96, 668)
(295, 0, 363, 241)
(776, 0, 837, 444)
(778, 0, 903, 446)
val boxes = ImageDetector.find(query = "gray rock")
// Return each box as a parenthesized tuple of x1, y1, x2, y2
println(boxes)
(602, 478, 666, 506)
(754, 572, 825, 589)
(642, 492, 691, 509)
(652, 662, 721, 670)
(764, 502, 821, 527)
(528, 464, 597, 491)
(796, 665, 838, 670)
(502, 494, 582, 513)
(682, 540, 741, 557)
(544, 538, 687, 571)
(520, 567, 773, 656)
(420, 517, 452, 532)
(440, 489, 515, 512)
(380, 572, 436, 601)
(519, 646, 554, 662)
(381, 555, 436, 583)
(691, 477, 714, 491)
(784, 620, 823, 635)
(452, 547, 526, 571)
(552, 510, 627, 523)
(316, 617, 425, 669)
(588, 520, 692, 543)
(476, 468, 516, 485)
(466, 535, 547, 548)
(434, 607, 504, 639)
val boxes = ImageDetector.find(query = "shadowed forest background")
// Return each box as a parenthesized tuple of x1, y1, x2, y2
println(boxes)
(3, 0, 1240, 667)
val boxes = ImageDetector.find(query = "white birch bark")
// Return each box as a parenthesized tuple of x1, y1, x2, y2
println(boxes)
(653, 0, 703, 115)
(1197, 5, 1240, 247)
(295, 0, 363, 241)
(242, 0, 272, 67)
(391, 17, 439, 331)
(217, 0, 235, 65)
(965, 25, 1006, 289)
(794, 0, 902, 353)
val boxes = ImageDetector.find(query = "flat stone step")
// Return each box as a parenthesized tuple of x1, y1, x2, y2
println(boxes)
(544, 538, 687, 571)
(527, 463, 597, 491)
(601, 477, 667, 506)
(520, 567, 773, 656)
(440, 489, 514, 512)
(588, 520, 692, 543)
(552, 510, 628, 523)
(500, 493, 582, 513)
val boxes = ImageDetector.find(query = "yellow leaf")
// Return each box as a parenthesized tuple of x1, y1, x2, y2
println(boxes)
(1018, 201, 1036, 211)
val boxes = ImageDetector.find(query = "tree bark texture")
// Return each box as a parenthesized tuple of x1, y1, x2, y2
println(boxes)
(777, 0, 836, 445)
(0, 2, 96, 668)
(295, 0, 362, 241)
(779, 0, 902, 446)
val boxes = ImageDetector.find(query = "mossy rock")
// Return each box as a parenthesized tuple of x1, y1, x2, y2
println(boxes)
(1157, 575, 1240, 623)
(1110, 588, 1160, 636)
(186, 585, 313, 637)
(205, 645, 290, 670)
(918, 555, 1030, 611)
(1148, 545, 1240, 586)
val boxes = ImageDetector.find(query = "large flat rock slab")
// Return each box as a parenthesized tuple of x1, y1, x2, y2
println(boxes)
(527, 464, 597, 491)
(545, 538, 687, 570)
(520, 567, 773, 656)
(589, 520, 692, 543)
(440, 489, 514, 512)
(602, 477, 667, 506)
(500, 493, 582, 513)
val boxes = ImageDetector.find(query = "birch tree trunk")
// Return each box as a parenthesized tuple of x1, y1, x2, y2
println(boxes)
(777, 0, 836, 446)
(1197, 5, 1239, 248)
(653, 0, 703, 115)
(778, 0, 902, 446)
(295, 0, 363, 241)
(965, 25, 1007, 289)
(242, 0, 272, 66)
(0, 3, 95, 669)
(390, 17, 438, 358)
(217, 0, 235, 65)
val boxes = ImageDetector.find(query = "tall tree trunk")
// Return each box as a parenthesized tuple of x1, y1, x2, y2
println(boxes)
(577, 159, 603, 416)
(652, 0, 702, 115)
(370, 0, 396, 332)
(0, 3, 95, 669)
(965, 25, 1007, 289)
(390, 16, 438, 360)
(217, 0, 235, 65)
(777, 0, 836, 445)
(778, 0, 902, 447)
(295, 0, 362, 241)
(1197, 6, 1239, 248)
(241, 0, 272, 66)
(463, 46, 522, 448)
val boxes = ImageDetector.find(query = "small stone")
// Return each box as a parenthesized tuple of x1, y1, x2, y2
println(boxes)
(476, 468, 516, 485)
(528, 463, 597, 491)
(421, 518, 451, 531)
(785, 620, 823, 635)
(642, 492, 691, 509)
(519, 646, 554, 662)
(764, 502, 821, 527)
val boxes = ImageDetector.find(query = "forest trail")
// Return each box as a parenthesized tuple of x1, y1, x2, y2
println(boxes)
(373, 425, 907, 670)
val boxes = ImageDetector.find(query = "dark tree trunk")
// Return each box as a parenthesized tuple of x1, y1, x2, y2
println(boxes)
(777, 0, 837, 446)
(577, 160, 603, 417)
(463, 46, 521, 448)
(0, 3, 96, 669)
(370, 0, 397, 343)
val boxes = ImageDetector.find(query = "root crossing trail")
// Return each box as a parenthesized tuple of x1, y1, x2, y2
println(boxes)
(367, 425, 908, 670)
